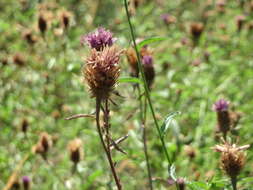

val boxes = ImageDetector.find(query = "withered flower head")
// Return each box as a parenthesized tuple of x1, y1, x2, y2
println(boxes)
(22, 30, 37, 45)
(38, 14, 47, 34)
(235, 15, 246, 32)
(190, 22, 204, 41)
(83, 45, 123, 100)
(216, 0, 226, 13)
(160, 14, 176, 25)
(81, 28, 116, 51)
(184, 145, 196, 159)
(21, 118, 29, 134)
(60, 10, 72, 29)
(68, 138, 82, 164)
(214, 142, 249, 178)
(126, 47, 138, 77)
(13, 53, 25, 66)
(33, 132, 52, 159)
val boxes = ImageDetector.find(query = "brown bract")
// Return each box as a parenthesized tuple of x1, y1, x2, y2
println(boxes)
(83, 45, 123, 100)
(214, 142, 249, 178)
(68, 138, 82, 164)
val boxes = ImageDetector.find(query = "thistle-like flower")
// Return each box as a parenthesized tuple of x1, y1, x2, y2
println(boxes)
(213, 99, 229, 111)
(190, 22, 204, 44)
(22, 176, 30, 190)
(126, 47, 138, 77)
(83, 45, 123, 100)
(160, 13, 176, 25)
(68, 138, 82, 165)
(213, 99, 230, 139)
(213, 142, 249, 186)
(142, 55, 155, 88)
(81, 28, 116, 51)
(32, 132, 52, 160)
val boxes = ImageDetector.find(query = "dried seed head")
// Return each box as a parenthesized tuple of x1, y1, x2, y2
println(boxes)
(236, 15, 246, 32)
(190, 22, 204, 42)
(1, 57, 8, 66)
(160, 14, 176, 25)
(83, 45, 123, 100)
(216, 0, 226, 13)
(81, 28, 116, 51)
(60, 11, 72, 29)
(22, 176, 30, 190)
(68, 138, 82, 164)
(142, 55, 155, 88)
(184, 145, 196, 159)
(13, 53, 25, 66)
(214, 142, 249, 178)
(191, 59, 201, 67)
(22, 30, 37, 45)
(33, 132, 52, 159)
(176, 177, 185, 190)
(38, 14, 47, 34)
(21, 118, 29, 134)
(126, 47, 138, 77)
(11, 179, 20, 190)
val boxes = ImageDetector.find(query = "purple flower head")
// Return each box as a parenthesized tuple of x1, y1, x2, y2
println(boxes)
(22, 176, 30, 189)
(161, 13, 170, 23)
(81, 27, 116, 51)
(22, 176, 30, 183)
(213, 99, 229, 112)
(142, 55, 153, 67)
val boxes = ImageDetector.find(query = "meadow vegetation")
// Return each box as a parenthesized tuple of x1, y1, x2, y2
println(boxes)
(1, 0, 253, 189)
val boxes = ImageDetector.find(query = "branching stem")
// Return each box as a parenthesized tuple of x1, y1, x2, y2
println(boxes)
(95, 98, 122, 190)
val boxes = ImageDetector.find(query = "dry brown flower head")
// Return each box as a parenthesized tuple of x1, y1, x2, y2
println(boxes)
(213, 142, 249, 178)
(83, 45, 123, 100)
(68, 138, 83, 164)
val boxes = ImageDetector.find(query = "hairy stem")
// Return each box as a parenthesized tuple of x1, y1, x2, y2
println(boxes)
(95, 98, 122, 190)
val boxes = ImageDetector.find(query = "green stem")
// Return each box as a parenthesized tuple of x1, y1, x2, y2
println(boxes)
(123, 1, 179, 189)
(231, 176, 237, 190)
(137, 86, 153, 190)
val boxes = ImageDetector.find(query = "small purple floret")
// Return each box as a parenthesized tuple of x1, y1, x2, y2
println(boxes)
(142, 55, 153, 66)
(213, 99, 229, 112)
(22, 176, 30, 183)
(161, 14, 169, 22)
(81, 27, 116, 51)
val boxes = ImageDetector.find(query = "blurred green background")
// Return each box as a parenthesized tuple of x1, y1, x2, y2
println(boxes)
(1, 0, 253, 189)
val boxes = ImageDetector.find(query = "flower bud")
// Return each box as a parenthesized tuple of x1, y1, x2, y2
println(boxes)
(68, 138, 82, 165)
(213, 99, 230, 139)
(38, 14, 47, 34)
(22, 176, 30, 190)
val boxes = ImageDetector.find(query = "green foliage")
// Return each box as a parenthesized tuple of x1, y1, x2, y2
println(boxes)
(1, 0, 253, 189)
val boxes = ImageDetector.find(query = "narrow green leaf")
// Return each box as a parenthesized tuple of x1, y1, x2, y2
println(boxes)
(118, 77, 142, 84)
(160, 111, 181, 137)
(137, 37, 167, 50)
(169, 164, 177, 181)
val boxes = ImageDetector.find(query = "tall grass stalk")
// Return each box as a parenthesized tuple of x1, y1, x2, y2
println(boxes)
(137, 85, 153, 190)
(123, 1, 179, 189)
